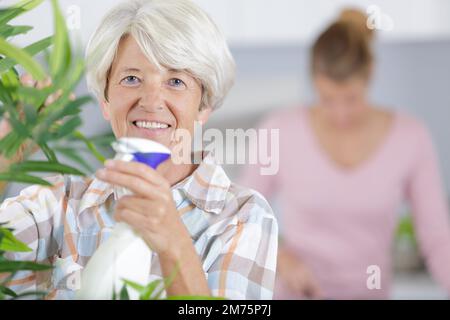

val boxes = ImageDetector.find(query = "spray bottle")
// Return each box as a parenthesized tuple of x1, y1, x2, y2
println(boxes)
(76, 137, 171, 299)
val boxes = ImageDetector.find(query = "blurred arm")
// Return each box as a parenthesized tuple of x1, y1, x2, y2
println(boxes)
(407, 124, 450, 293)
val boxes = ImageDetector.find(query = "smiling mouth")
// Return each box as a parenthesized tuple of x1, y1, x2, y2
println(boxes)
(132, 120, 172, 130)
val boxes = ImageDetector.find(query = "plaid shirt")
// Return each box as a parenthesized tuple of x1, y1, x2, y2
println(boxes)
(0, 154, 278, 300)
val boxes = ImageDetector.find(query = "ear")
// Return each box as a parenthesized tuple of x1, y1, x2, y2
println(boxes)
(196, 107, 212, 125)
(100, 99, 111, 121)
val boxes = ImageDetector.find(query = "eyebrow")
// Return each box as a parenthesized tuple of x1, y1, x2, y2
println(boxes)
(167, 68, 182, 73)
(119, 67, 142, 74)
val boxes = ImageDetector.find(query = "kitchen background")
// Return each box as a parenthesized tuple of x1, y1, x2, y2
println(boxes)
(2, 0, 450, 299)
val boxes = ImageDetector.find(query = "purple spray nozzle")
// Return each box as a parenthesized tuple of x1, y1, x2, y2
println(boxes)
(132, 152, 171, 169)
(111, 137, 171, 169)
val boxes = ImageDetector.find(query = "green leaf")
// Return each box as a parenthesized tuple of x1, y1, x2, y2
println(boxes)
(9, 160, 84, 176)
(0, 8, 24, 26)
(54, 117, 82, 140)
(122, 278, 163, 300)
(38, 62, 87, 124)
(0, 131, 19, 156)
(0, 37, 52, 74)
(0, 172, 53, 186)
(119, 284, 130, 300)
(140, 279, 163, 300)
(38, 142, 58, 163)
(0, 0, 45, 25)
(1, 68, 20, 102)
(34, 88, 89, 145)
(0, 285, 17, 298)
(13, 0, 45, 12)
(1, 67, 20, 89)
(53, 146, 94, 174)
(121, 279, 145, 292)
(112, 282, 117, 300)
(0, 80, 14, 105)
(1, 130, 27, 160)
(41, 95, 90, 125)
(0, 228, 32, 252)
(49, 0, 71, 80)
(0, 260, 52, 273)
(71, 131, 106, 164)
(0, 102, 28, 137)
(15, 86, 49, 108)
(0, 25, 33, 38)
(0, 37, 46, 81)
(23, 103, 38, 127)
(75, 131, 116, 149)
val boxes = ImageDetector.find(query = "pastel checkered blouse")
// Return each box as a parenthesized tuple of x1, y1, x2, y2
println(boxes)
(0, 154, 278, 299)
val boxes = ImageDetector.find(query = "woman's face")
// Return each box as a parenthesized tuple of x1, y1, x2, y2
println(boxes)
(313, 74, 370, 128)
(100, 35, 210, 149)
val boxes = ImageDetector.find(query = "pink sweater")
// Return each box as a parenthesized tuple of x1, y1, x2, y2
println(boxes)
(239, 107, 450, 299)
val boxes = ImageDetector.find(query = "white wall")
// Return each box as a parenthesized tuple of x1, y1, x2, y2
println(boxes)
(2, 0, 450, 192)
(4, 0, 450, 47)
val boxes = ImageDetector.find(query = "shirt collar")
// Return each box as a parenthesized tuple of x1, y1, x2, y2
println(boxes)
(78, 152, 230, 215)
(174, 153, 231, 214)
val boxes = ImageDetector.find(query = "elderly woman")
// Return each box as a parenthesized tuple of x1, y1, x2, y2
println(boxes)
(0, 0, 278, 299)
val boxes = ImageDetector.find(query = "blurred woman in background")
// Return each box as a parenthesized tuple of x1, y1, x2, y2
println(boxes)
(240, 9, 450, 299)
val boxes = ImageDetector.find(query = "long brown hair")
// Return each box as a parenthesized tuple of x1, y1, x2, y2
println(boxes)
(311, 8, 375, 82)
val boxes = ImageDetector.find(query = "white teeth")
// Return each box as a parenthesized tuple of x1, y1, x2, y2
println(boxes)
(135, 121, 169, 129)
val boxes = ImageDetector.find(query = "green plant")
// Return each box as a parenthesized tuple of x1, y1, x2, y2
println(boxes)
(0, 0, 221, 301)
(0, 223, 53, 299)
(0, 0, 108, 185)
(0, 0, 111, 300)
(117, 264, 225, 300)
(396, 214, 417, 246)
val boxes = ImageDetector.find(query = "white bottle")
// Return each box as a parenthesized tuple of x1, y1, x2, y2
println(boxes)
(76, 138, 171, 300)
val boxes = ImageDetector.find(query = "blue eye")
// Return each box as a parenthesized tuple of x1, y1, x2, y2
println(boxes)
(168, 78, 186, 88)
(120, 76, 140, 86)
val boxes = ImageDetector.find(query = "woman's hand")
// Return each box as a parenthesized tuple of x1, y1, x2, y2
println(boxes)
(95, 159, 211, 296)
(95, 159, 191, 255)
(277, 246, 323, 299)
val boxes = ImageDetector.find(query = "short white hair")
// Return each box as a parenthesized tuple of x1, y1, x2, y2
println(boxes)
(85, 0, 235, 110)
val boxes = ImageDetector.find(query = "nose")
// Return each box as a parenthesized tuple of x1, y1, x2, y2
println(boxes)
(137, 81, 164, 112)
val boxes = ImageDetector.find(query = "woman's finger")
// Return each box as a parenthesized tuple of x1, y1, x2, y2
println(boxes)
(116, 196, 162, 218)
(105, 159, 169, 188)
(115, 208, 159, 235)
(96, 168, 166, 199)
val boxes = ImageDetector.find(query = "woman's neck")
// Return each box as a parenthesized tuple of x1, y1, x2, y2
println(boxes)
(158, 159, 198, 187)
(315, 104, 373, 133)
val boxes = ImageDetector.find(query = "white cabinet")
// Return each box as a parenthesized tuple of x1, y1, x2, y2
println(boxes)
(193, 0, 450, 45)
(4, 0, 450, 47)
